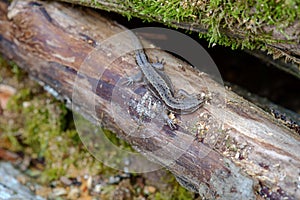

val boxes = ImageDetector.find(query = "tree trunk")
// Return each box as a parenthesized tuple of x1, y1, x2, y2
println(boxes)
(0, 0, 299, 199)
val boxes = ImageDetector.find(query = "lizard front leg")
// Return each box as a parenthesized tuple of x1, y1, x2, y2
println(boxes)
(124, 71, 143, 85)
(151, 57, 165, 70)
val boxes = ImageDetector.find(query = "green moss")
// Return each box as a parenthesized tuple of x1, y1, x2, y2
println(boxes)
(9, 61, 24, 80)
(128, 0, 196, 22)
(76, 0, 298, 57)
(174, 186, 194, 200)
(198, 0, 298, 50)
(0, 56, 106, 181)
(153, 184, 194, 200)
(103, 128, 134, 151)
(0, 56, 26, 83)
(5, 89, 119, 182)
(7, 88, 31, 111)
(148, 175, 194, 200)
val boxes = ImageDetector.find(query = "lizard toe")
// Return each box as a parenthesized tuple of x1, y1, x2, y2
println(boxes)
(167, 119, 177, 130)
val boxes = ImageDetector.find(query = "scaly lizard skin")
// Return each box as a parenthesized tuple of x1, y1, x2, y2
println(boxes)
(125, 31, 205, 129)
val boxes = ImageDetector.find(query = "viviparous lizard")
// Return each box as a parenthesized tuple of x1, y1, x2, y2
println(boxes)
(125, 30, 205, 129)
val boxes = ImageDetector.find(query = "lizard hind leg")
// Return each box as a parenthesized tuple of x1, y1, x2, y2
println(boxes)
(161, 110, 177, 130)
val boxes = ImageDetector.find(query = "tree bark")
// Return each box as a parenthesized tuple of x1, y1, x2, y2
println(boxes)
(0, 0, 300, 199)
(0, 162, 44, 200)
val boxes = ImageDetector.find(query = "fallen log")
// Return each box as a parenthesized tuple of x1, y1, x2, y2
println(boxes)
(0, 0, 299, 199)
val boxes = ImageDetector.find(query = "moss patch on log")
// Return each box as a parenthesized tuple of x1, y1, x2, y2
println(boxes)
(74, 0, 299, 56)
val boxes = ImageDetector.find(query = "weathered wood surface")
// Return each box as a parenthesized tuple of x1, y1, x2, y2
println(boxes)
(0, 0, 300, 199)
(0, 162, 44, 200)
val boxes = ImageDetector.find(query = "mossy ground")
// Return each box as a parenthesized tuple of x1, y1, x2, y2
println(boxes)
(0, 55, 196, 199)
